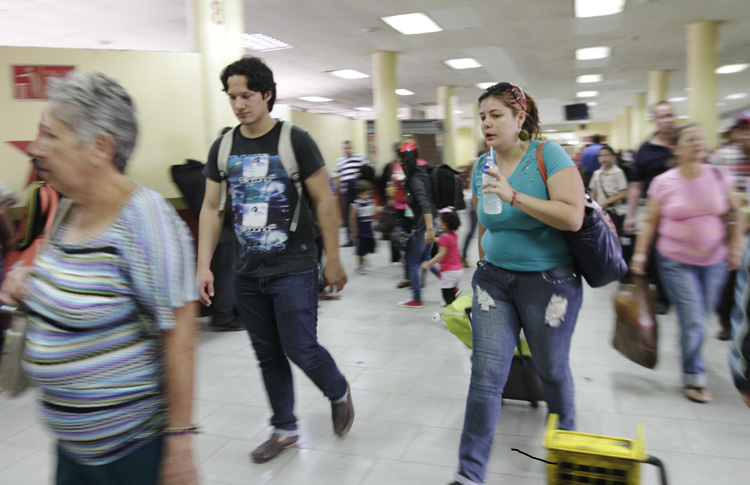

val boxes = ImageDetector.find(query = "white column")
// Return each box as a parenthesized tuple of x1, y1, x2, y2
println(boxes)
(372, 51, 399, 171)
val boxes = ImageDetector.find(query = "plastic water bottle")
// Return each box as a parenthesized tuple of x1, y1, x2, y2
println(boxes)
(482, 148, 502, 214)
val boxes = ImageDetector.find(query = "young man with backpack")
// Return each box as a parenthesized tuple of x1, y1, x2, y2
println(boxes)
(197, 56, 354, 464)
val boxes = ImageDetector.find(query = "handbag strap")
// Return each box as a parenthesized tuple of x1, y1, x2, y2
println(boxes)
(536, 142, 548, 184)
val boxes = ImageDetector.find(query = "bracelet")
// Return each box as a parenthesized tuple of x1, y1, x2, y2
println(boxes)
(164, 425, 200, 436)
(510, 190, 520, 207)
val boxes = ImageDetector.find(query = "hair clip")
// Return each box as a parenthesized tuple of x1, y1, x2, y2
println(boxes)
(440, 206, 455, 213)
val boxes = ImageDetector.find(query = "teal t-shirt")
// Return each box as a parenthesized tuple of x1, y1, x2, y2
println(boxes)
(472, 140, 575, 272)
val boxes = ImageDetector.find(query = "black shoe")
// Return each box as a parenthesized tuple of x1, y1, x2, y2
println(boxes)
(717, 328, 732, 341)
(251, 434, 299, 463)
(331, 385, 354, 437)
(655, 301, 669, 315)
(340, 240, 354, 248)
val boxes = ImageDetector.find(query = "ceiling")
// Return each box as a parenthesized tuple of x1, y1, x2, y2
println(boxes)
(1, 0, 750, 131)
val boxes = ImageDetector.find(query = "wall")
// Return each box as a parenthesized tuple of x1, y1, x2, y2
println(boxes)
(456, 127, 476, 169)
(0, 47, 207, 198)
(289, 110, 367, 171)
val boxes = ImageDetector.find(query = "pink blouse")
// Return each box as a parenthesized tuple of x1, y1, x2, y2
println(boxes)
(648, 165, 729, 266)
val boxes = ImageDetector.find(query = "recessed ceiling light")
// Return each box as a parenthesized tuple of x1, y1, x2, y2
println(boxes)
(725, 93, 748, 100)
(575, 0, 626, 18)
(716, 64, 750, 74)
(586, 102, 598, 106)
(395, 89, 415, 96)
(328, 69, 369, 79)
(668, 96, 687, 102)
(444, 58, 482, 70)
(576, 47, 612, 60)
(717, 102, 726, 107)
(299, 96, 332, 102)
(380, 13, 442, 35)
(454, 110, 463, 114)
(576, 74, 602, 83)
(577, 91, 599, 98)
(241, 33, 293, 52)
(476, 82, 495, 90)
(676, 115, 690, 120)
(354, 107, 373, 111)
(545, 129, 559, 133)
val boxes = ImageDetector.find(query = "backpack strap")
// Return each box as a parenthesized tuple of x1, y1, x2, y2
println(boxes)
(216, 126, 237, 212)
(536, 141, 548, 184)
(277, 121, 302, 232)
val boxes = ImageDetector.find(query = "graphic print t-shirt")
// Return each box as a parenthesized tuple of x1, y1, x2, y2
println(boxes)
(204, 121, 323, 277)
(353, 198, 376, 239)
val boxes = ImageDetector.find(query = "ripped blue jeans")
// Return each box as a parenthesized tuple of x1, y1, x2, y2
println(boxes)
(456, 260, 582, 485)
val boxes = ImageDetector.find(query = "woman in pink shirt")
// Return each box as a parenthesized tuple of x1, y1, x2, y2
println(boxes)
(632, 123, 743, 403)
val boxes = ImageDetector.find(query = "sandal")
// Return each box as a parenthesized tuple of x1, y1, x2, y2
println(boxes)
(684, 385, 712, 403)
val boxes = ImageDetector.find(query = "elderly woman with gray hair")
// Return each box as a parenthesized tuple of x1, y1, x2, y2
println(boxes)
(0, 72, 199, 485)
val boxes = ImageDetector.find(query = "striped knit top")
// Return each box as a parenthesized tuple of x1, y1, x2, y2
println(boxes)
(23, 184, 197, 465)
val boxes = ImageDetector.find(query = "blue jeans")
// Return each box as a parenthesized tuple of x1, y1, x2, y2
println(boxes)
(234, 268, 348, 431)
(656, 251, 727, 387)
(457, 261, 582, 485)
(405, 226, 434, 302)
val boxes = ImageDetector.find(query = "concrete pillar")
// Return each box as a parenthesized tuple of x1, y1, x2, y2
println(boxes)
(372, 51, 399, 171)
(192, 0, 244, 146)
(438, 85, 459, 167)
(647, 70, 669, 109)
(631, 93, 647, 149)
(611, 114, 622, 151)
(472, 109, 484, 158)
(687, 21, 719, 148)
(621, 106, 632, 150)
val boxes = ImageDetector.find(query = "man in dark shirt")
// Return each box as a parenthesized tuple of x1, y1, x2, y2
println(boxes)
(623, 101, 674, 312)
(197, 57, 354, 464)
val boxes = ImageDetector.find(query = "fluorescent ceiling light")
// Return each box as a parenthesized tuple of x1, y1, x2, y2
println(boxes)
(725, 93, 748, 100)
(586, 102, 598, 106)
(577, 91, 598, 98)
(575, 0, 626, 18)
(241, 33, 293, 52)
(476, 82, 495, 90)
(545, 129, 559, 133)
(354, 107, 373, 111)
(380, 13, 442, 35)
(454, 110, 463, 114)
(299, 96, 332, 102)
(576, 74, 602, 83)
(395, 89, 414, 96)
(444, 58, 482, 70)
(328, 69, 369, 79)
(668, 96, 687, 102)
(717, 102, 726, 107)
(676, 115, 690, 120)
(576, 46, 611, 60)
(716, 64, 750, 74)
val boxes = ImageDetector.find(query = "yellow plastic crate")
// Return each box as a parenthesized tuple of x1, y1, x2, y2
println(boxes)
(543, 414, 647, 485)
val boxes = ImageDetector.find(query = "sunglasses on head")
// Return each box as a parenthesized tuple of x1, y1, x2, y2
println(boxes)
(483, 82, 528, 112)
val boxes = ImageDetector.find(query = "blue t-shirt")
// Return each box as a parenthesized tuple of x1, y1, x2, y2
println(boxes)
(472, 140, 575, 272)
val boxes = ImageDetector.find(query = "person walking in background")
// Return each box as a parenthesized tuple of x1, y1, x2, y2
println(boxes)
(450, 83, 584, 485)
(711, 110, 750, 340)
(334, 140, 368, 247)
(397, 142, 436, 309)
(0, 72, 199, 485)
(624, 100, 675, 313)
(589, 144, 628, 236)
(631, 123, 743, 404)
(578, 134, 604, 188)
(349, 179, 378, 275)
(421, 209, 463, 306)
(197, 57, 353, 464)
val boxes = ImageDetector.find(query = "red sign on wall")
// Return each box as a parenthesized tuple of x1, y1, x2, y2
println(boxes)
(12, 65, 75, 100)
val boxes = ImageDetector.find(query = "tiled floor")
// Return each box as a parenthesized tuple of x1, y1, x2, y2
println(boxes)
(2, 222, 749, 484)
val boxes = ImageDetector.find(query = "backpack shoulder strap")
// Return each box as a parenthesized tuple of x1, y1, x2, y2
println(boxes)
(277, 121, 303, 232)
(217, 127, 236, 212)
(536, 141, 548, 184)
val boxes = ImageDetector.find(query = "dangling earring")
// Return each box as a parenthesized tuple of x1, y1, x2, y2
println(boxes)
(518, 129, 530, 142)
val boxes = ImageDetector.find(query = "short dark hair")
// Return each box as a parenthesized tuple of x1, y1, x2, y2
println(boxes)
(220, 56, 277, 111)
(592, 134, 602, 144)
(354, 179, 374, 196)
(598, 144, 616, 156)
(439, 211, 461, 232)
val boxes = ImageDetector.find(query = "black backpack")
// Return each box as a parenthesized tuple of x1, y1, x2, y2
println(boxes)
(429, 164, 466, 210)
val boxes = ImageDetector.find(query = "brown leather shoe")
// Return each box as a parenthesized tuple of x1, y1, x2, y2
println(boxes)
(332, 385, 354, 436)
(250, 434, 299, 463)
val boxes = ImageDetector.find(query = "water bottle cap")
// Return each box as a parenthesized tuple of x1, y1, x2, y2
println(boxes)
(482, 164, 490, 173)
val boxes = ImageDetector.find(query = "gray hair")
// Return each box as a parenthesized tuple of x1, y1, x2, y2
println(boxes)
(47, 72, 138, 173)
